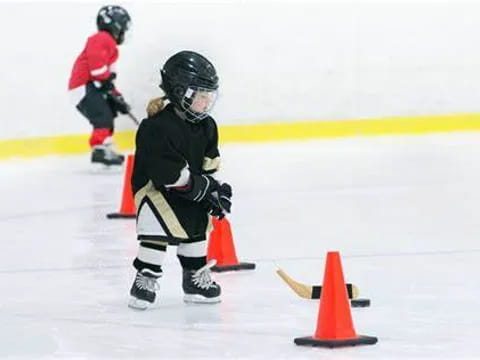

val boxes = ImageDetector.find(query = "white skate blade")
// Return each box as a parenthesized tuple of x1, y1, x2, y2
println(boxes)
(128, 296, 154, 310)
(89, 162, 123, 174)
(183, 294, 221, 304)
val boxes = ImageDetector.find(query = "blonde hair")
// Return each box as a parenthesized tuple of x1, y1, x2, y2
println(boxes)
(146, 97, 166, 117)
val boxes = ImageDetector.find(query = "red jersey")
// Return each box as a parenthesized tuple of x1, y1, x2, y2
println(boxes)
(68, 31, 118, 90)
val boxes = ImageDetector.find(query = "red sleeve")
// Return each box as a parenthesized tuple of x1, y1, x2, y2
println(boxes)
(85, 33, 117, 81)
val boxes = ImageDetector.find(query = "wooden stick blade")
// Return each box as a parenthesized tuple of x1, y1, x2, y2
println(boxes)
(276, 268, 313, 299)
(276, 267, 359, 300)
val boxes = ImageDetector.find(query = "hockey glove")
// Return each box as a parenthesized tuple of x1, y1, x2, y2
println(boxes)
(217, 182, 232, 213)
(203, 182, 232, 219)
(99, 73, 116, 92)
(108, 93, 131, 114)
(172, 175, 232, 218)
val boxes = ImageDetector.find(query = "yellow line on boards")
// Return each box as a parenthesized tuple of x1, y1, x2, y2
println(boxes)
(1, 113, 480, 160)
(219, 114, 480, 142)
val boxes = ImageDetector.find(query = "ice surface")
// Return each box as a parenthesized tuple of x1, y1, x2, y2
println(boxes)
(1, 133, 480, 359)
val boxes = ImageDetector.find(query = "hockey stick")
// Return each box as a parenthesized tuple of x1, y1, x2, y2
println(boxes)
(276, 267, 359, 300)
(105, 91, 140, 126)
(126, 111, 139, 125)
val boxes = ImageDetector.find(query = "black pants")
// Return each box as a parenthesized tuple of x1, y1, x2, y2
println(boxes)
(76, 83, 117, 129)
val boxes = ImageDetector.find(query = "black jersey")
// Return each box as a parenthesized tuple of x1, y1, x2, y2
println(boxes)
(132, 104, 220, 243)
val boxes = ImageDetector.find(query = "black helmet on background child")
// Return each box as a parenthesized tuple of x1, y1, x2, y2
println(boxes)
(160, 51, 219, 123)
(97, 5, 131, 45)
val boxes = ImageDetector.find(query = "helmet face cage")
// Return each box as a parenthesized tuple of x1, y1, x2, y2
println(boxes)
(180, 86, 218, 123)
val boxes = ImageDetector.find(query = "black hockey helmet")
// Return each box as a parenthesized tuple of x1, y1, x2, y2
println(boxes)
(160, 51, 219, 123)
(97, 5, 131, 45)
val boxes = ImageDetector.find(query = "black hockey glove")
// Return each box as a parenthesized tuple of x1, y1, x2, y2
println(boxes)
(108, 93, 131, 114)
(173, 175, 232, 218)
(217, 182, 232, 213)
(173, 174, 218, 202)
(203, 182, 232, 219)
(99, 73, 116, 92)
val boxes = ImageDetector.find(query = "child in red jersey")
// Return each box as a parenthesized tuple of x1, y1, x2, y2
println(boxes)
(68, 5, 131, 166)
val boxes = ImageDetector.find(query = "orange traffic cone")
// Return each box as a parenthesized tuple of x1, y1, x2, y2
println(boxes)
(294, 251, 377, 348)
(106, 154, 136, 219)
(207, 217, 255, 272)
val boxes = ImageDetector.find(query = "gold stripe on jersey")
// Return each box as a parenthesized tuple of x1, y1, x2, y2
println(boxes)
(203, 156, 220, 172)
(134, 181, 189, 239)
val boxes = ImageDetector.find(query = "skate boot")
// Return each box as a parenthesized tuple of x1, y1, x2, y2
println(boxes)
(128, 269, 162, 310)
(183, 260, 221, 303)
(91, 144, 125, 166)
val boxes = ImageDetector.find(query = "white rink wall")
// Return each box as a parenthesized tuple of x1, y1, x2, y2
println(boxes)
(1, 0, 480, 140)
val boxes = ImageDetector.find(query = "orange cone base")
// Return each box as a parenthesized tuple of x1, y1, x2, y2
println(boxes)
(211, 262, 256, 272)
(294, 335, 378, 348)
(106, 213, 136, 219)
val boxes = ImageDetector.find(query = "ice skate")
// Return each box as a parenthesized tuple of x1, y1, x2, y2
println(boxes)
(91, 144, 125, 166)
(128, 268, 162, 310)
(183, 260, 221, 303)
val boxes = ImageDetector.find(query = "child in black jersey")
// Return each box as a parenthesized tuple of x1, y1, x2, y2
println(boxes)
(128, 51, 232, 309)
